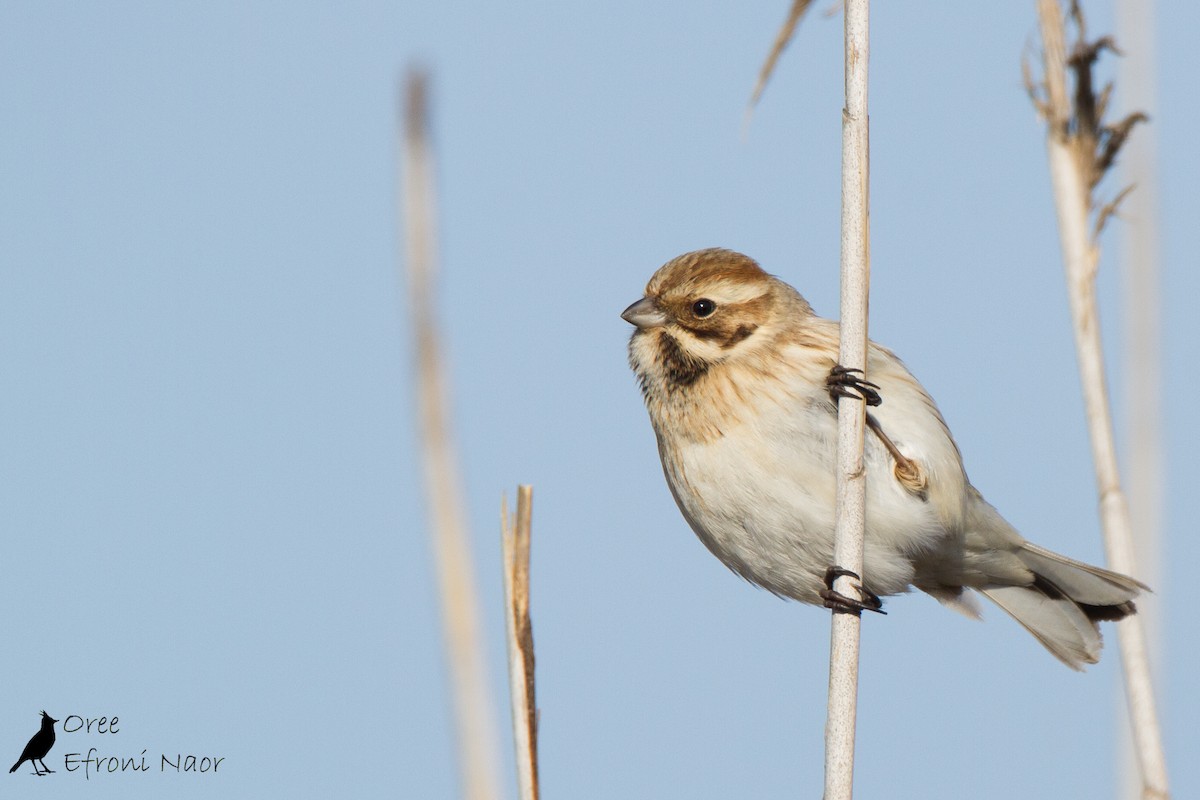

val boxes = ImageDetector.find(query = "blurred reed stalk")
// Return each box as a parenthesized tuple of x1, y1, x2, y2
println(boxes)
(402, 70, 503, 800)
(1115, 0, 1164, 794)
(501, 486, 539, 800)
(1027, 2, 1168, 797)
(825, 0, 872, 798)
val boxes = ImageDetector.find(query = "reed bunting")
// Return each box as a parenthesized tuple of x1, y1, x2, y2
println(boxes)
(622, 248, 1145, 669)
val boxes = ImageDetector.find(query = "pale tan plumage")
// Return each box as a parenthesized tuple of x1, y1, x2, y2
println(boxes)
(623, 248, 1146, 669)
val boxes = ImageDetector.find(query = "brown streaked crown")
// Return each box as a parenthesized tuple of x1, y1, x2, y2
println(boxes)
(646, 249, 771, 299)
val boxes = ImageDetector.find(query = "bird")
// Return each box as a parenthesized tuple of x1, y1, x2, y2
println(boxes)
(622, 247, 1146, 670)
(10, 711, 57, 776)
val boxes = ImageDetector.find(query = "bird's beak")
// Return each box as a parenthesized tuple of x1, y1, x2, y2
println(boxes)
(621, 296, 667, 328)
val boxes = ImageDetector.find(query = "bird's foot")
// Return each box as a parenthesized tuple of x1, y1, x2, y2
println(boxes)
(826, 365, 882, 407)
(821, 566, 886, 616)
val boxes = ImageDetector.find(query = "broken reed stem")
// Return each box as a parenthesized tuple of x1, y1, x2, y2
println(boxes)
(402, 70, 503, 800)
(825, 0, 870, 798)
(745, 0, 816, 130)
(1031, 3, 1169, 798)
(501, 486, 539, 800)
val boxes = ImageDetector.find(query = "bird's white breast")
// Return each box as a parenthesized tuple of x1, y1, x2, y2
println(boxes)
(655, 345, 963, 604)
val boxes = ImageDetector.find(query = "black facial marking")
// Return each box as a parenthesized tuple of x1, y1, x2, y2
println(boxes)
(721, 324, 758, 349)
(677, 324, 726, 341)
(659, 333, 709, 388)
(676, 321, 758, 348)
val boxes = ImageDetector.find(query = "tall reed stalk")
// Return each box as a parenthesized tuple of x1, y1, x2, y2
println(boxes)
(402, 71, 503, 800)
(825, 0, 872, 797)
(1028, 3, 1168, 796)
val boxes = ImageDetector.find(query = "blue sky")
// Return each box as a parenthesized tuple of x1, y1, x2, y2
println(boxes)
(1, 2, 1196, 798)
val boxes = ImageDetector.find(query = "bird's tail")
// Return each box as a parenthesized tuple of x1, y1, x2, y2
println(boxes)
(979, 542, 1147, 671)
(9, 761, 20, 773)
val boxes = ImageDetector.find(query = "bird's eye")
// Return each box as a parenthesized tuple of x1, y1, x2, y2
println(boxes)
(692, 299, 716, 318)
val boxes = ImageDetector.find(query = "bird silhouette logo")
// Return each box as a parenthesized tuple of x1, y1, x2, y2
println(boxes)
(9, 711, 57, 776)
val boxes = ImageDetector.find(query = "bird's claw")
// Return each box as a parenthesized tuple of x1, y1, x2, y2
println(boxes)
(821, 566, 886, 616)
(826, 365, 882, 407)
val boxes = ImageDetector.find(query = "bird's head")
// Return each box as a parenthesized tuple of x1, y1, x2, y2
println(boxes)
(40, 711, 56, 725)
(622, 249, 810, 392)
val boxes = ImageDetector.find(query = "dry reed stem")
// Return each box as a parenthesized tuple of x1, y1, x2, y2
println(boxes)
(824, 0, 870, 798)
(402, 70, 503, 800)
(501, 487, 539, 800)
(1115, 0, 1165, 795)
(1029, 3, 1168, 797)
